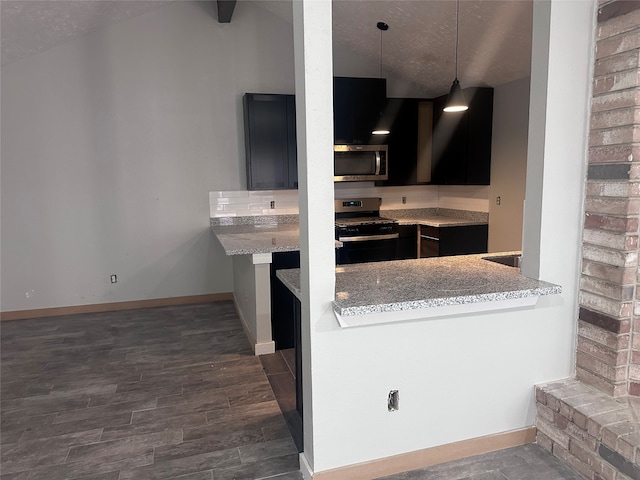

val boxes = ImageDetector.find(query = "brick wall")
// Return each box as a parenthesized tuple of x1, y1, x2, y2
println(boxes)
(536, 380, 639, 480)
(578, 2, 640, 397)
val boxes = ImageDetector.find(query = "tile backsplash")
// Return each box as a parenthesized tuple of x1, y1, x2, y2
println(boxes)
(209, 190, 300, 217)
(209, 184, 489, 218)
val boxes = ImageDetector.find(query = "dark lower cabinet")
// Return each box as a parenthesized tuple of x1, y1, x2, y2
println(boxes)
(419, 224, 488, 258)
(420, 225, 441, 258)
(244, 93, 297, 190)
(272, 262, 303, 453)
(270, 252, 300, 350)
(397, 225, 418, 259)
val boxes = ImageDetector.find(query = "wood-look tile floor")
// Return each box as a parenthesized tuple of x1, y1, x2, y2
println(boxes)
(0, 301, 302, 480)
(1, 301, 584, 480)
(376, 444, 583, 480)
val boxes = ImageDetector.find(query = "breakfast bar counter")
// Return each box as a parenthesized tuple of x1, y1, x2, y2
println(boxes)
(212, 223, 302, 255)
(276, 253, 561, 328)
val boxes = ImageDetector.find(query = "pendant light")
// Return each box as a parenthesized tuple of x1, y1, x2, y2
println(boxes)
(443, 0, 468, 113)
(372, 21, 390, 135)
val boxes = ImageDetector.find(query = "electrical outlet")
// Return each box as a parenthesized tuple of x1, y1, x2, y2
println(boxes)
(402, 196, 407, 204)
(388, 390, 399, 411)
(270, 200, 275, 209)
(110, 274, 117, 284)
(496, 196, 501, 205)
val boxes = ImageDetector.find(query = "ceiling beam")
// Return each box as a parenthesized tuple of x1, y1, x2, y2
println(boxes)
(217, 0, 236, 23)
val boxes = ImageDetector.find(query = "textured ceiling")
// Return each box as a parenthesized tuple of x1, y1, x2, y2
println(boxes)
(257, 0, 533, 97)
(1, 0, 172, 65)
(1, 0, 532, 96)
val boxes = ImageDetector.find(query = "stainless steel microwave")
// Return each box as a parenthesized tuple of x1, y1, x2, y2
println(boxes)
(334, 145, 388, 182)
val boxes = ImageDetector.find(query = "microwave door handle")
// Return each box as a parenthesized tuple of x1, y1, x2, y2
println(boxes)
(375, 151, 381, 175)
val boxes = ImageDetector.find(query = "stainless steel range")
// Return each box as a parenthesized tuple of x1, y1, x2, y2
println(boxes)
(335, 197, 399, 264)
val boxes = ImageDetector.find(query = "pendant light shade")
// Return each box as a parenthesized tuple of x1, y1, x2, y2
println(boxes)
(443, 0, 468, 113)
(443, 78, 468, 112)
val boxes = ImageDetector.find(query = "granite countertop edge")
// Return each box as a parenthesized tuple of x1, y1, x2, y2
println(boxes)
(222, 245, 302, 255)
(335, 284, 562, 317)
(276, 252, 562, 319)
(395, 218, 488, 227)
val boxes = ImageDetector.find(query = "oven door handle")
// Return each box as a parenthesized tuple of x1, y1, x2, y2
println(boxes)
(338, 233, 400, 242)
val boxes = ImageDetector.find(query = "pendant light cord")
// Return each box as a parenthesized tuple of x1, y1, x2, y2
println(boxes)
(380, 26, 383, 78)
(377, 22, 388, 79)
(454, 0, 460, 79)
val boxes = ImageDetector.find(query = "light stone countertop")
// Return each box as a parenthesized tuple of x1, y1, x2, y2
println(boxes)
(275, 253, 561, 327)
(211, 216, 485, 256)
(394, 216, 487, 227)
(211, 224, 303, 255)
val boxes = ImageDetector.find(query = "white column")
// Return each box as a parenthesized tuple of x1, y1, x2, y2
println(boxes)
(522, 0, 595, 284)
(292, 0, 335, 476)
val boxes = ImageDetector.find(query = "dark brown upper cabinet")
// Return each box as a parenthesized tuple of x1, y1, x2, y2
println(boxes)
(333, 77, 386, 145)
(375, 98, 434, 186)
(244, 93, 297, 190)
(431, 87, 493, 185)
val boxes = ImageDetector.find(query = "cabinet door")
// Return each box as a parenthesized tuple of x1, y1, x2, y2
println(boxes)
(465, 88, 493, 185)
(333, 78, 354, 144)
(376, 99, 418, 185)
(376, 99, 434, 186)
(244, 94, 297, 190)
(271, 251, 301, 350)
(333, 77, 386, 145)
(419, 225, 440, 258)
(397, 224, 418, 259)
(431, 87, 493, 185)
(432, 94, 467, 184)
(285, 95, 298, 188)
(439, 225, 488, 256)
(352, 78, 386, 145)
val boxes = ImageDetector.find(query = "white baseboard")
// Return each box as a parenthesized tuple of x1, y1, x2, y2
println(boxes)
(300, 452, 313, 480)
(255, 341, 276, 355)
(309, 426, 536, 480)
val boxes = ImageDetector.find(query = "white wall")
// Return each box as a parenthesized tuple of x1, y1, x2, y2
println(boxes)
(299, 0, 594, 473)
(0, 1, 295, 311)
(489, 77, 531, 252)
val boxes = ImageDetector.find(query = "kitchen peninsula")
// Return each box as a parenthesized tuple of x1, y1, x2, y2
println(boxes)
(277, 254, 561, 328)
(211, 210, 561, 353)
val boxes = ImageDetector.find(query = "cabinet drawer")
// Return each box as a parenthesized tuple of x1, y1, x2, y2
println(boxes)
(419, 225, 440, 258)
(420, 225, 440, 240)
